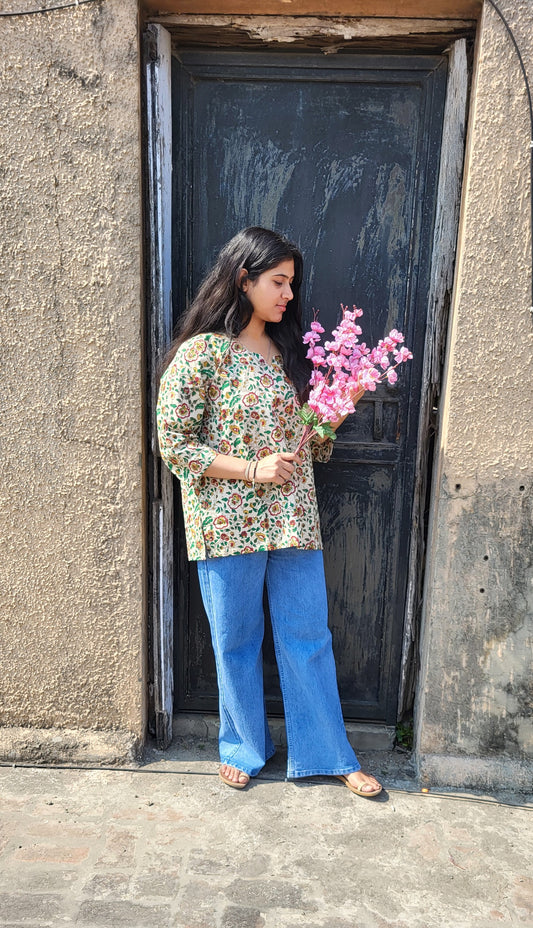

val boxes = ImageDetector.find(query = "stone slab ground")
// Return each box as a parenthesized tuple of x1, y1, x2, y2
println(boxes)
(0, 738, 531, 927)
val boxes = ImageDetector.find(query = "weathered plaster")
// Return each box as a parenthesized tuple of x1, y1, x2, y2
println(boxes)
(0, 726, 141, 766)
(418, 476, 532, 756)
(415, 0, 533, 789)
(150, 14, 476, 49)
(0, 0, 145, 752)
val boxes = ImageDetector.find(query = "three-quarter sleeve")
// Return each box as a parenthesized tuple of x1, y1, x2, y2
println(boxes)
(156, 336, 218, 479)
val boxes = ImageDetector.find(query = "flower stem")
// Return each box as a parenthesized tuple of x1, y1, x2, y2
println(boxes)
(295, 424, 316, 455)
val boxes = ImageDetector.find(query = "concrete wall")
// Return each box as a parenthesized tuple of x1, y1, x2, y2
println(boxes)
(415, 0, 533, 790)
(0, 0, 145, 762)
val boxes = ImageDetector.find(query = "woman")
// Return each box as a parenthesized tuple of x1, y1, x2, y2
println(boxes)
(157, 227, 382, 798)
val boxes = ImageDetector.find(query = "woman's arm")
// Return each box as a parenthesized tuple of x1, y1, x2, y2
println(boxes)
(157, 339, 219, 478)
(205, 451, 301, 486)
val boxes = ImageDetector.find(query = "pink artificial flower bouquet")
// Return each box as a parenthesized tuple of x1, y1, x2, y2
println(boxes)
(296, 304, 413, 453)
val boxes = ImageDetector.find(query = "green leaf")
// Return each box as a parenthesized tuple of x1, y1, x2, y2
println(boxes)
(298, 404, 318, 426)
(315, 422, 336, 440)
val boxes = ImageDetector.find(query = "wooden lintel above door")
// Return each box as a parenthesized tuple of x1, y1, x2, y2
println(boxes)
(143, 0, 481, 19)
(142, 16, 475, 52)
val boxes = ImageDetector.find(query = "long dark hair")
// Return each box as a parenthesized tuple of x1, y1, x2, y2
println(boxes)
(162, 227, 312, 399)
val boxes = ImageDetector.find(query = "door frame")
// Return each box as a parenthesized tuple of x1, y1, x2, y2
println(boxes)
(144, 24, 174, 749)
(143, 19, 471, 745)
(397, 38, 469, 715)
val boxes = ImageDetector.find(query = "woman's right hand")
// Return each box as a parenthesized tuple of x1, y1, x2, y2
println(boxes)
(255, 452, 302, 486)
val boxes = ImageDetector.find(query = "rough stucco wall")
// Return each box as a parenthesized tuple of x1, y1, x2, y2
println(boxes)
(0, 0, 145, 741)
(416, 0, 533, 787)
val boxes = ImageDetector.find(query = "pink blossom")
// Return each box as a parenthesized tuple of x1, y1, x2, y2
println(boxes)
(359, 368, 380, 391)
(394, 346, 413, 363)
(297, 304, 413, 453)
(306, 345, 326, 363)
(388, 329, 404, 344)
(309, 370, 323, 386)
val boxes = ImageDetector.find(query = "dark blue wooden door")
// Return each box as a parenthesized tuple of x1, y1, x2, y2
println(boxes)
(171, 50, 447, 723)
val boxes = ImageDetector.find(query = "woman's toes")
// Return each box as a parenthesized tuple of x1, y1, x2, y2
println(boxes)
(220, 765, 250, 786)
(347, 771, 381, 792)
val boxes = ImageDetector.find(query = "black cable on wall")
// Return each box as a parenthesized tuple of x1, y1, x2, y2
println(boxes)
(0, 0, 99, 15)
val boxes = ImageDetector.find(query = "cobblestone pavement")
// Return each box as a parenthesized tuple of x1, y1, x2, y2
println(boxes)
(0, 739, 531, 928)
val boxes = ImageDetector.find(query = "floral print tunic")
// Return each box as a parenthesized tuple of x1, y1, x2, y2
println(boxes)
(156, 332, 332, 561)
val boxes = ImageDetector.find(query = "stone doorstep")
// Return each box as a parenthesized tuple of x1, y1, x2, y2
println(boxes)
(0, 727, 142, 767)
(173, 713, 396, 751)
(0, 720, 395, 767)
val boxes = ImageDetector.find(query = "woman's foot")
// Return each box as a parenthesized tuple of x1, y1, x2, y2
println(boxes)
(337, 770, 382, 798)
(219, 764, 250, 789)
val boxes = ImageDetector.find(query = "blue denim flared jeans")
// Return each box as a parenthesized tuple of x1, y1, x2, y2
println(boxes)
(196, 547, 361, 779)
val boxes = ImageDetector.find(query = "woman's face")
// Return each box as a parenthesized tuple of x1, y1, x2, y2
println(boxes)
(243, 259, 295, 325)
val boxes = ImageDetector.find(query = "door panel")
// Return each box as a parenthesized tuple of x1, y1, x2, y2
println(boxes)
(171, 50, 447, 723)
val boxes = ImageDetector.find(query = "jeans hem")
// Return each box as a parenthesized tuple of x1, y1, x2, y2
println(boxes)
(220, 746, 276, 778)
(287, 763, 361, 779)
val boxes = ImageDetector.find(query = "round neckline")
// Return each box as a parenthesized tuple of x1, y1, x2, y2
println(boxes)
(232, 339, 281, 366)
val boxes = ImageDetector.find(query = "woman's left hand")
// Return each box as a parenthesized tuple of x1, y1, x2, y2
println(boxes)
(255, 452, 302, 486)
